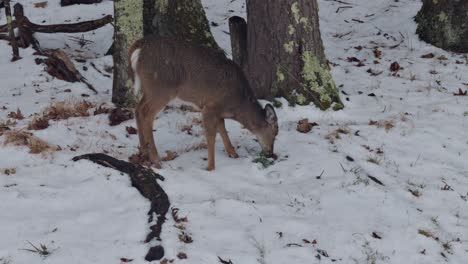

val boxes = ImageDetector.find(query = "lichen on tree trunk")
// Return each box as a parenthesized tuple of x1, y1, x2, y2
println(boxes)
(145, 0, 222, 53)
(112, 0, 143, 107)
(245, 0, 342, 110)
(415, 0, 468, 53)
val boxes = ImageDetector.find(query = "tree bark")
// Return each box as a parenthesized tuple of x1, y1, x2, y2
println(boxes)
(112, 0, 221, 107)
(4, 0, 20, 61)
(229, 16, 247, 67)
(112, 0, 143, 107)
(144, 0, 221, 52)
(415, 0, 468, 53)
(244, 0, 342, 110)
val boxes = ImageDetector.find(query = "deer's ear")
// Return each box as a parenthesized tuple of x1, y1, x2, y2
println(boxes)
(264, 104, 277, 125)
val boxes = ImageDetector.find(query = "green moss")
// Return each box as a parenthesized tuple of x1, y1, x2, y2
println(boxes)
(290, 2, 311, 31)
(332, 102, 344, 111)
(283, 41, 295, 54)
(115, 0, 143, 45)
(288, 25, 295, 35)
(291, 2, 300, 24)
(272, 99, 283, 108)
(253, 153, 275, 168)
(155, 0, 168, 13)
(276, 66, 285, 82)
(301, 51, 341, 109)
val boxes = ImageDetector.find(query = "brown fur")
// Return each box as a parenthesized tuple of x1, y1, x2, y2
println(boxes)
(129, 36, 278, 170)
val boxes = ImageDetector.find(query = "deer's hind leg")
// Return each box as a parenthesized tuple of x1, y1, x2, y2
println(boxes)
(135, 92, 172, 168)
(218, 119, 238, 158)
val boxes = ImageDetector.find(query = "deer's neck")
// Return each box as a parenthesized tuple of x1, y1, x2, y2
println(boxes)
(231, 99, 265, 133)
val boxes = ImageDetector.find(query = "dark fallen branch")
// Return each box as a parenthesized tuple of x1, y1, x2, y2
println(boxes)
(72, 153, 170, 262)
(30, 15, 112, 33)
(0, 20, 16, 33)
(61, 0, 102, 6)
(0, 33, 9, 41)
(36, 49, 98, 94)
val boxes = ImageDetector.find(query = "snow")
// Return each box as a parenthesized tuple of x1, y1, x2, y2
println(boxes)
(1, 0, 467, 263)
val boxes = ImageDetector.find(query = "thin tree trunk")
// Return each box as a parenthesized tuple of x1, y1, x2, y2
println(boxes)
(112, 0, 143, 107)
(244, 0, 342, 110)
(415, 0, 468, 53)
(144, 0, 222, 52)
(4, 0, 20, 61)
(229, 16, 247, 67)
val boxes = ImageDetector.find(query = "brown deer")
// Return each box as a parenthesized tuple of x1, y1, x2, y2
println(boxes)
(128, 36, 278, 171)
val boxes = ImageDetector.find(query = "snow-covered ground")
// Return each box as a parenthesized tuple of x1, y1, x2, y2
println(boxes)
(1, 0, 467, 263)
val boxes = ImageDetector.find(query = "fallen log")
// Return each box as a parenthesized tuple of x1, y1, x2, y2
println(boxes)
(35, 49, 98, 94)
(72, 153, 170, 262)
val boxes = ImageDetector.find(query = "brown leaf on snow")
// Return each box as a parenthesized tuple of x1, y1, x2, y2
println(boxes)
(177, 252, 188, 260)
(28, 117, 49, 130)
(389, 61, 400, 72)
(119, 258, 133, 262)
(8, 108, 24, 120)
(34, 1, 48, 8)
(125, 126, 137, 135)
(373, 48, 382, 59)
(297, 118, 318, 133)
(4, 130, 60, 154)
(161, 151, 178, 162)
(109, 108, 133, 126)
(421, 53, 435, 59)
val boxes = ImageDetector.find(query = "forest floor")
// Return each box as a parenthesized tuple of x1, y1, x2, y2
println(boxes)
(1, 0, 467, 263)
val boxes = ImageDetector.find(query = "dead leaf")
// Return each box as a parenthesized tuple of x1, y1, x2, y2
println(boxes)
(126, 126, 137, 135)
(109, 108, 133, 126)
(296, 118, 318, 133)
(34, 1, 48, 8)
(120, 258, 133, 262)
(390, 61, 400, 72)
(177, 252, 187, 260)
(8, 108, 24, 120)
(373, 48, 382, 59)
(161, 151, 178, 161)
(421, 53, 435, 59)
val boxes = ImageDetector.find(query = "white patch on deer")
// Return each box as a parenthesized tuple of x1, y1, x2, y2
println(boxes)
(131, 48, 142, 98)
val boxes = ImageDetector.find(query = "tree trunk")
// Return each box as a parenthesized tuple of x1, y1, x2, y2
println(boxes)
(244, 0, 342, 110)
(144, 0, 221, 52)
(112, 0, 143, 107)
(229, 16, 248, 67)
(415, 0, 468, 53)
(4, 0, 20, 61)
(112, 0, 220, 107)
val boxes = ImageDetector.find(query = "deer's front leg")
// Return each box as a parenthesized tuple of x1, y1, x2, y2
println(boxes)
(218, 119, 238, 158)
(202, 110, 219, 171)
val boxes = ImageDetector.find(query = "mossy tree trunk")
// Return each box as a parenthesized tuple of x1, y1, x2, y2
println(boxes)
(238, 0, 342, 110)
(143, 0, 221, 52)
(112, 0, 143, 107)
(415, 0, 468, 53)
(112, 0, 221, 107)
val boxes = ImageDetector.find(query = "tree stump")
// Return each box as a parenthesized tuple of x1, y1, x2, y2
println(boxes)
(233, 0, 343, 110)
(415, 0, 468, 53)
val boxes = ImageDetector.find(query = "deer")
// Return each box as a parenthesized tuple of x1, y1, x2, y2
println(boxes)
(128, 36, 278, 171)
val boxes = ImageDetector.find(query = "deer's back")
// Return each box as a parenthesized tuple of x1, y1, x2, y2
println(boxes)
(135, 36, 255, 107)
